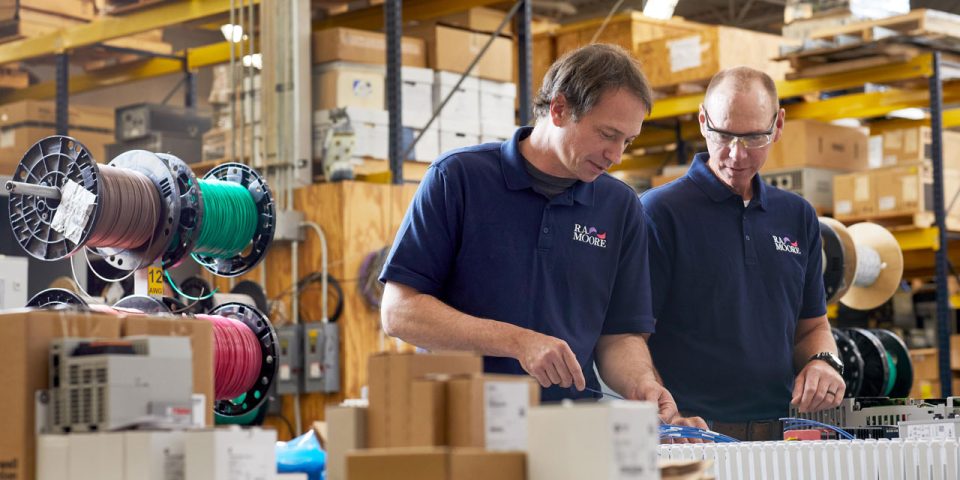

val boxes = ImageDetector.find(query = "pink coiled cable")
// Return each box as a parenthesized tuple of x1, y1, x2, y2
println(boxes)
(197, 314, 262, 400)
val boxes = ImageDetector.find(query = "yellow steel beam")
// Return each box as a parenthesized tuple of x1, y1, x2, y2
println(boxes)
(648, 53, 936, 121)
(314, 0, 505, 31)
(0, 41, 235, 104)
(633, 120, 700, 149)
(867, 109, 960, 133)
(0, 0, 255, 65)
(894, 227, 940, 251)
(783, 82, 960, 122)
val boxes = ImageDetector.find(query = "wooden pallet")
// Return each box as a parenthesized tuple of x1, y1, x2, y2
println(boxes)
(652, 80, 709, 99)
(807, 9, 960, 43)
(93, 0, 170, 15)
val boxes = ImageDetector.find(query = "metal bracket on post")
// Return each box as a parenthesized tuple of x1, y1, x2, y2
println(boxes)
(56, 53, 69, 136)
(385, 0, 403, 184)
(516, 0, 532, 126)
(930, 51, 952, 398)
(184, 60, 197, 110)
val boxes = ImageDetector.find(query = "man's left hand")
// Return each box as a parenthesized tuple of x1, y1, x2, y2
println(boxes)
(625, 379, 680, 423)
(791, 360, 845, 413)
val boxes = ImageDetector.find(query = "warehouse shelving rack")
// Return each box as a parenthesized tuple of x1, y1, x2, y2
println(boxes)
(631, 51, 960, 397)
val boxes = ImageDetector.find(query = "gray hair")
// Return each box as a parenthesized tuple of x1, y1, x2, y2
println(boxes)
(533, 43, 653, 121)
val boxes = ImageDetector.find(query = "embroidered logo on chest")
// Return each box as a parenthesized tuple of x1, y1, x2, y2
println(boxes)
(772, 235, 801, 255)
(573, 224, 607, 248)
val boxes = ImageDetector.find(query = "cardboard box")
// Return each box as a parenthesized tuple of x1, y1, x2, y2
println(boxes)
(447, 374, 540, 450)
(872, 163, 960, 219)
(532, 32, 555, 96)
(440, 130, 481, 154)
(313, 62, 385, 111)
(0, 310, 123, 480)
(479, 79, 516, 126)
(403, 125, 441, 162)
(402, 66, 435, 129)
(832, 171, 875, 219)
(760, 167, 843, 213)
(347, 448, 526, 480)
(124, 431, 186, 480)
(122, 316, 214, 426)
(0, 100, 114, 174)
(411, 377, 448, 446)
(183, 428, 276, 480)
(480, 123, 516, 144)
(765, 120, 869, 171)
(69, 433, 125, 480)
(407, 24, 514, 82)
(634, 26, 790, 88)
(313, 27, 426, 67)
(435, 71, 481, 135)
(434, 7, 511, 34)
(881, 127, 960, 169)
(554, 10, 705, 58)
(528, 402, 659, 480)
(326, 405, 367, 480)
(313, 107, 389, 161)
(367, 352, 482, 448)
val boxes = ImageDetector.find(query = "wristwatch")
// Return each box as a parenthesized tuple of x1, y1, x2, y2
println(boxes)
(809, 352, 844, 376)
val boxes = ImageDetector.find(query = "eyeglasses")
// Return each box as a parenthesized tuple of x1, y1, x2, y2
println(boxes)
(702, 108, 778, 149)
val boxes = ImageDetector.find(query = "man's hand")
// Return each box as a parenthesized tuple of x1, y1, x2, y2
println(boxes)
(624, 379, 681, 424)
(515, 330, 586, 390)
(791, 360, 845, 413)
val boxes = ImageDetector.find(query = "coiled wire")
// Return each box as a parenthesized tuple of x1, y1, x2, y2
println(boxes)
(87, 165, 161, 250)
(192, 179, 259, 259)
(198, 314, 262, 401)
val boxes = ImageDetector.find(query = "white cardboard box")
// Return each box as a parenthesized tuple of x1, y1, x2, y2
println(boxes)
(440, 129, 481, 154)
(434, 71, 481, 135)
(402, 66, 435, 129)
(184, 428, 277, 480)
(528, 401, 659, 480)
(37, 435, 70, 480)
(125, 431, 186, 480)
(68, 433, 125, 480)
(479, 79, 516, 126)
(0, 255, 28, 310)
(481, 123, 517, 144)
(403, 125, 440, 162)
(314, 107, 389, 161)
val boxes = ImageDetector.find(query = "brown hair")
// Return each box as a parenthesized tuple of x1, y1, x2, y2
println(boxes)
(533, 43, 653, 121)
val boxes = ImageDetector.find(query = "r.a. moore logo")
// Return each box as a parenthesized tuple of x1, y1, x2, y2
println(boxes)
(773, 235, 801, 255)
(573, 224, 607, 248)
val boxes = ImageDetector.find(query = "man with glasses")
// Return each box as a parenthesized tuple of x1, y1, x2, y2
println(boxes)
(640, 67, 845, 440)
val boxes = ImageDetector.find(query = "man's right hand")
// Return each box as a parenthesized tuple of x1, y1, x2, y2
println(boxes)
(515, 330, 586, 391)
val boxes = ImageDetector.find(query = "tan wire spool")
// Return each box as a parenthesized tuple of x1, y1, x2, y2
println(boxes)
(49, 276, 81, 293)
(819, 217, 858, 304)
(840, 222, 904, 311)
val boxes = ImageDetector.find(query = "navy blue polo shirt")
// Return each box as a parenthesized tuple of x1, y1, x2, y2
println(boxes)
(381, 126, 655, 401)
(640, 153, 826, 422)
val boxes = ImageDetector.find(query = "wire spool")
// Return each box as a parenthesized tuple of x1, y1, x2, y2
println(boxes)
(840, 223, 904, 311)
(819, 217, 857, 304)
(205, 302, 278, 418)
(176, 276, 215, 314)
(94, 151, 179, 271)
(155, 153, 203, 269)
(191, 163, 275, 277)
(872, 329, 913, 398)
(26, 288, 88, 308)
(845, 327, 891, 397)
(113, 295, 172, 315)
(8, 136, 103, 260)
(832, 328, 864, 398)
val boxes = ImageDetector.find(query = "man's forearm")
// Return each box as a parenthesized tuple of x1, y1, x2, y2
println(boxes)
(595, 334, 661, 394)
(381, 283, 528, 358)
(793, 315, 837, 372)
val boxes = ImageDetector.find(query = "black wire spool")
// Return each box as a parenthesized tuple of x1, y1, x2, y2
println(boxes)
(819, 218, 855, 304)
(155, 153, 203, 269)
(845, 327, 891, 397)
(193, 163, 275, 277)
(26, 288, 88, 308)
(209, 302, 279, 418)
(872, 329, 913, 398)
(113, 295, 172, 314)
(8, 136, 103, 261)
(832, 328, 864, 398)
(177, 276, 215, 314)
(96, 150, 179, 271)
(231, 280, 270, 314)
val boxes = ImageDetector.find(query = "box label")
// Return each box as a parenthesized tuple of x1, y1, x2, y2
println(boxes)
(902, 177, 918, 203)
(878, 196, 896, 211)
(854, 176, 870, 202)
(483, 381, 529, 451)
(667, 36, 702, 72)
(609, 407, 656, 479)
(868, 135, 883, 168)
(835, 200, 852, 215)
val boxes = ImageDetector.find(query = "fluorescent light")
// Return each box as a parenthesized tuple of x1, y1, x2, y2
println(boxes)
(643, 0, 679, 19)
(220, 24, 244, 43)
(887, 108, 926, 120)
(242, 53, 263, 70)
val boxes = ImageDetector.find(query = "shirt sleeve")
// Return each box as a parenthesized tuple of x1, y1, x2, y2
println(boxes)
(602, 195, 656, 335)
(379, 164, 462, 296)
(639, 192, 673, 321)
(799, 203, 828, 318)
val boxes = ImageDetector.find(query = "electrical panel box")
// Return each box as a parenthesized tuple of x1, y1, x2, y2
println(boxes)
(115, 103, 212, 142)
(303, 324, 326, 393)
(275, 325, 303, 395)
(0, 255, 28, 310)
(322, 322, 340, 393)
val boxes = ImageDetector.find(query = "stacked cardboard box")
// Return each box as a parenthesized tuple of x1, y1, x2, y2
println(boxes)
(326, 352, 538, 480)
(0, 100, 114, 174)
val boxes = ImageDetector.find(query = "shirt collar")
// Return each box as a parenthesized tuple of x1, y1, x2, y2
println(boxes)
(686, 152, 767, 210)
(501, 126, 595, 206)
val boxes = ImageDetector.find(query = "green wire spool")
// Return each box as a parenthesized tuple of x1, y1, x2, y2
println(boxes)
(883, 353, 897, 397)
(192, 179, 258, 258)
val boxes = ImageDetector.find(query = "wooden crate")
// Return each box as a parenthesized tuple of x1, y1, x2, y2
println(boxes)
(633, 25, 791, 89)
(553, 10, 705, 59)
(207, 181, 419, 438)
(0, 0, 96, 22)
(807, 9, 960, 43)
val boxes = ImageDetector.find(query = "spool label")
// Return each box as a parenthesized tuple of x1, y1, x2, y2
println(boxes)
(147, 266, 165, 296)
(51, 179, 96, 244)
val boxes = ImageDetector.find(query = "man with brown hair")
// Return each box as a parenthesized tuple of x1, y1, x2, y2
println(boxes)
(379, 44, 679, 415)
(641, 67, 845, 439)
